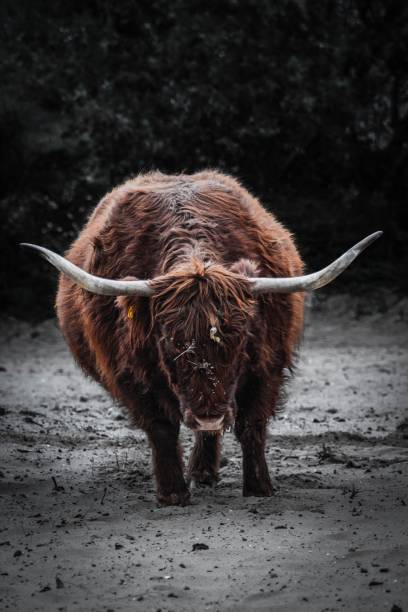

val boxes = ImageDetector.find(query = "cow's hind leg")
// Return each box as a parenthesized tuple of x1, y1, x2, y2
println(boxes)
(187, 432, 221, 487)
(146, 419, 190, 505)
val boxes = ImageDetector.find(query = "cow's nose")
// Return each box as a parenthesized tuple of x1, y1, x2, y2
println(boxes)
(194, 416, 224, 432)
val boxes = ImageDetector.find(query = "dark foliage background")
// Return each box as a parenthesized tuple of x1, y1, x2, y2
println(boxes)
(1, 0, 407, 318)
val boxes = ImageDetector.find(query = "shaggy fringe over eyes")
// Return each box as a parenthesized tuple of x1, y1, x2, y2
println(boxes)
(150, 258, 255, 346)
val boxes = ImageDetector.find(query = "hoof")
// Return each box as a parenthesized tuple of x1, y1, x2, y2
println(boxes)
(189, 470, 219, 488)
(157, 489, 191, 506)
(243, 481, 275, 497)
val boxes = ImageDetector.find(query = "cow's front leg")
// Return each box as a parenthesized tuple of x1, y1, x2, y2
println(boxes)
(235, 418, 274, 497)
(187, 432, 221, 487)
(146, 419, 190, 505)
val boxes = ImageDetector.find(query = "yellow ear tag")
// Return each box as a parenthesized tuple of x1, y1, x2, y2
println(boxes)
(127, 306, 135, 319)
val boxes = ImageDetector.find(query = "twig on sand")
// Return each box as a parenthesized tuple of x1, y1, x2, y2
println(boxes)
(51, 476, 64, 492)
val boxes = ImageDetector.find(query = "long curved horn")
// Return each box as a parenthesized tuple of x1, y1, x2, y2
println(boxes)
(20, 244, 154, 296)
(249, 231, 382, 294)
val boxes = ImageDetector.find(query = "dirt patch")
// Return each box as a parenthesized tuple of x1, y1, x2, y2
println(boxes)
(0, 294, 407, 611)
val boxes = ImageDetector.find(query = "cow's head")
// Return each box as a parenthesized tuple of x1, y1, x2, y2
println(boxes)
(21, 231, 381, 432)
(150, 258, 256, 432)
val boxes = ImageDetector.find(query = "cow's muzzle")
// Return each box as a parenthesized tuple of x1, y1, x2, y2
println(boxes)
(184, 406, 235, 433)
(195, 416, 224, 432)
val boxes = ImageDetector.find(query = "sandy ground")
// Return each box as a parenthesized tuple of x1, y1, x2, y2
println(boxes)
(0, 293, 407, 612)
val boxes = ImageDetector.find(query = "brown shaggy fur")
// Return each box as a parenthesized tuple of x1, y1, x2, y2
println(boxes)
(56, 170, 305, 504)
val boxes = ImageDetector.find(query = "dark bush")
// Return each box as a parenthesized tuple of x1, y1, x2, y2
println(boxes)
(1, 0, 407, 318)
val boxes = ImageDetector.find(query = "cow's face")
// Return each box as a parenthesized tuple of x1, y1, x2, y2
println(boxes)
(158, 319, 247, 432)
(152, 260, 256, 432)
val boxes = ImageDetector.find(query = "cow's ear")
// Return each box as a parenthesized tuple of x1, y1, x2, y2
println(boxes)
(230, 258, 259, 278)
(115, 276, 140, 321)
(115, 295, 139, 321)
(115, 290, 152, 347)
